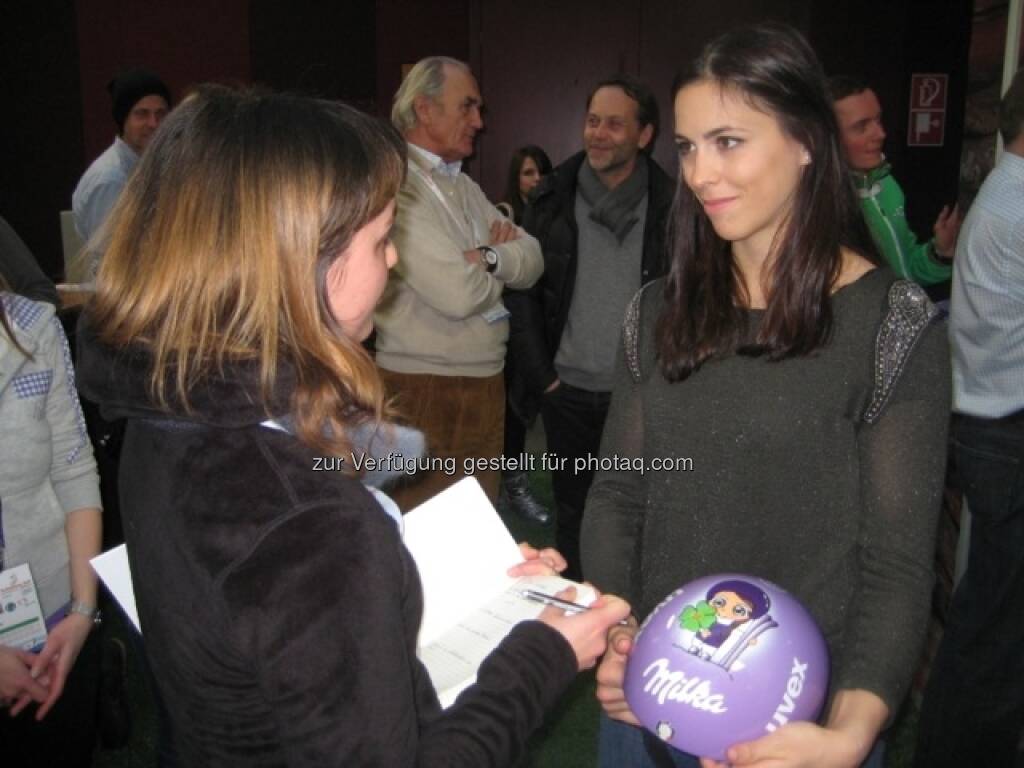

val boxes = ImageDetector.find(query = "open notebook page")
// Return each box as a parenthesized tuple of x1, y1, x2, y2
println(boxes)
(402, 477, 595, 708)
(420, 572, 595, 708)
(402, 477, 526, 646)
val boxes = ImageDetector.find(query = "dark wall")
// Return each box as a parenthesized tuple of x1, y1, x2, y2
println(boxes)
(0, 0, 252, 280)
(475, 1, 637, 197)
(2, 0, 973, 282)
(809, 0, 973, 236)
(375, 0, 470, 121)
(475, 1, 815, 197)
(77, 0, 251, 164)
(250, 0, 375, 109)
(0, 1, 84, 279)
(473, 0, 972, 238)
(637, 0, 811, 181)
(896, 0, 973, 235)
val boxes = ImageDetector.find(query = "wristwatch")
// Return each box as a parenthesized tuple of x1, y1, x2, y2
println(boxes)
(69, 600, 102, 627)
(477, 246, 500, 273)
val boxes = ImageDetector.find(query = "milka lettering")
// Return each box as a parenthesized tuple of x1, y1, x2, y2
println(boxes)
(764, 658, 808, 732)
(641, 659, 728, 713)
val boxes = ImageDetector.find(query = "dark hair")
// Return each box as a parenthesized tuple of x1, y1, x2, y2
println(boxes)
(1000, 68, 1024, 145)
(826, 74, 871, 103)
(657, 23, 879, 382)
(0, 275, 32, 359)
(587, 74, 660, 153)
(706, 580, 771, 620)
(501, 145, 552, 223)
(109, 68, 171, 132)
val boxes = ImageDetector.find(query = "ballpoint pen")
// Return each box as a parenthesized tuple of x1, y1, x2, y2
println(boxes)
(519, 589, 632, 626)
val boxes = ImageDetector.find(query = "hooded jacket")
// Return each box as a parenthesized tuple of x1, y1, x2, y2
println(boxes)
(852, 163, 952, 286)
(75, 319, 576, 767)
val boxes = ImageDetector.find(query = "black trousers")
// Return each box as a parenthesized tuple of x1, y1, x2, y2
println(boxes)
(0, 628, 100, 768)
(503, 400, 527, 467)
(915, 411, 1024, 768)
(541, 382, 611, 581)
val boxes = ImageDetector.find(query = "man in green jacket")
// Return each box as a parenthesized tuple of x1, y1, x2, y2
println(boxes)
(830, 76, 960, 285)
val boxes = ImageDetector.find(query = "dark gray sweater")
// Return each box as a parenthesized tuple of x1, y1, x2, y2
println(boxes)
(581, 268, 950, 715)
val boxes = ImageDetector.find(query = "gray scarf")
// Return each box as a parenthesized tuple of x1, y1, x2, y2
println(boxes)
(576, 154, 649, 244)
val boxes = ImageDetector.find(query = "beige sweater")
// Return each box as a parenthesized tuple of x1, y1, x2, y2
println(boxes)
(374, 148, 542, 377)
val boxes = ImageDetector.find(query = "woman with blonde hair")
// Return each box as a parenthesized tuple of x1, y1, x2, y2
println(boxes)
(77, 85, 628, 766)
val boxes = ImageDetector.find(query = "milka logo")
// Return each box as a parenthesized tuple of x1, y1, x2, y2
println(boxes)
(764, 658, 808, 732)
(640, 658, 728, 714)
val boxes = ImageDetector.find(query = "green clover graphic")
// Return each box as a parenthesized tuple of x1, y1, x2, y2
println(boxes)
(679, 601, 716, 632)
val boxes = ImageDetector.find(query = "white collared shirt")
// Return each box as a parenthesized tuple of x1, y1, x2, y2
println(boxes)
(950, 151, 1024, 417)
(407, 143, 462, 178)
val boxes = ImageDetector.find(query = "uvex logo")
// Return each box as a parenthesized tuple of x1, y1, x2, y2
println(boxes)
(764, 658, 808, 732)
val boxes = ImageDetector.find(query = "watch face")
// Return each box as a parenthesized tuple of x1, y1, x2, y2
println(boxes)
(484, 249, 498, 265)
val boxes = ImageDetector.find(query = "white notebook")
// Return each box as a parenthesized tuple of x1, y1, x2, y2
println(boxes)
(403, 477, 593, 708)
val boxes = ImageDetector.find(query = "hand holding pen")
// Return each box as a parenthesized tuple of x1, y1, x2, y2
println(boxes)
(520, 589, 631, 626)
(530, 585, 632, 672)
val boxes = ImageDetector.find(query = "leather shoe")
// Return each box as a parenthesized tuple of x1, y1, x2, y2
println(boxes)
(500, 471, 552, 526)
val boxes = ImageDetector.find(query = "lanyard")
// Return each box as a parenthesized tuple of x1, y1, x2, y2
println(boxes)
(405, 161, 508, 324)
(407, 162, 479, 244)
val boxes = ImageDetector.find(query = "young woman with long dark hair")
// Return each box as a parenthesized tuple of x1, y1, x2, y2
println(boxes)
(499, 145, 553, 225)
(582, 24, 949, 768)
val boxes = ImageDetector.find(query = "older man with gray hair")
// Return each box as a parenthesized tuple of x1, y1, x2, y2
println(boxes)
(375, 56, 543, 511)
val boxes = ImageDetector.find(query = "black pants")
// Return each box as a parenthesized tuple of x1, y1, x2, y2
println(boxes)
(915, 411, 1024, 767)
(0, 628, 100, 768)
(503, 399, 527, 465)
(541, 382, 611, 581)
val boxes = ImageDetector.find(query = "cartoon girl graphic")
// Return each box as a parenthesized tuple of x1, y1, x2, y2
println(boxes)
(680, 579, 776, 670)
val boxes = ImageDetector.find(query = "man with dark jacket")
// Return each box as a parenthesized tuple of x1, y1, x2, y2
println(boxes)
(507, 74, 674, 579)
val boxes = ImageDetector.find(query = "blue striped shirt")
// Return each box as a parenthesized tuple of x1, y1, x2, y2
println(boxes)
(950, 151, 1024, 417)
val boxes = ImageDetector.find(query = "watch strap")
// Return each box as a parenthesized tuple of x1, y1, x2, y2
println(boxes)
(69, 600, 102, 625)
(478, 246, 499, 273)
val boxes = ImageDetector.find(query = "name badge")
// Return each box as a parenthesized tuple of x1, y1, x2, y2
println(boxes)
(0, 563, 48, 651)
(481, 303, 511, 324)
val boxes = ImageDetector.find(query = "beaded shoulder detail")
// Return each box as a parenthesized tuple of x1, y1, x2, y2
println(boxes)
(862, 280, 939, 424)
(623, 281, 658, 383)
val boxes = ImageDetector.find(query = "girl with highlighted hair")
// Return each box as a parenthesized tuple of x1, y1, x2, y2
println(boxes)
(77, 85, 630, 766)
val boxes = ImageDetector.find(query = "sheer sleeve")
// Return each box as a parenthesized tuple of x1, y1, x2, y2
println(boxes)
(580, 286, 656, 606)
(838, 317, 950, 714)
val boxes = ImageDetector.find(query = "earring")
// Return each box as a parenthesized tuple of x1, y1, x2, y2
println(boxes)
(801, 150, 812, 165)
